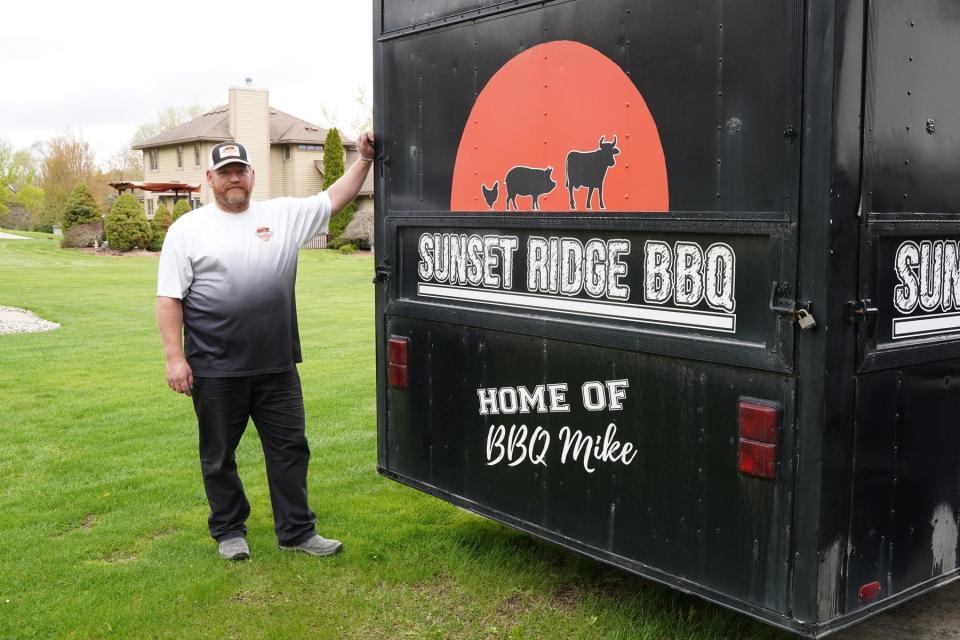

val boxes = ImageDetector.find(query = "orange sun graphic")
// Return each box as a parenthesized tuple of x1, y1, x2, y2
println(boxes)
(451, 40, 669, 213)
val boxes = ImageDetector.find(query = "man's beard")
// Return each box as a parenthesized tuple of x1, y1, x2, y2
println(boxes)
(220, 187, 250, 207)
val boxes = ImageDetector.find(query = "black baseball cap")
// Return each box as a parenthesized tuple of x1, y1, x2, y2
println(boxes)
(209, 142, 251, 171)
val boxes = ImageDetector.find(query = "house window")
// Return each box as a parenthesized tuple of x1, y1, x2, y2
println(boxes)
(297, 144, 323, 151)
(148, 149, 158, 171)
(177, 146, 183, 168)
(283, 146, 291, 161)
(194, 145, 200, 167)
(147, 199, 155, 218)
(191, 197, 201, 209)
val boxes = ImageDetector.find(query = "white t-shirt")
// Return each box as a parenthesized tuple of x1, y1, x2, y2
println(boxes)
(157, 192, 331, 376)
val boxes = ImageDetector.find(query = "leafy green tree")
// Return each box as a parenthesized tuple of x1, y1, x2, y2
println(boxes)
(39, 133, 96, 232)
(106, 194, 151, 251)
(0, 138, 44, 230)
(0, 139, 40, 188)
(321, 128, 355, 243)
(148, 203, 173, 251)
(0, 184, 43, 230)
(62, 183, 100, 230)
(172, 198, 191, 220)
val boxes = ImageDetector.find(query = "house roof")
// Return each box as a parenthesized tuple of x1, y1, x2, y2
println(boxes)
(133, 105, 357, 150)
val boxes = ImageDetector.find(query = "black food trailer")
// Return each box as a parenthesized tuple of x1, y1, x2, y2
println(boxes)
(372, 1, 960, 636)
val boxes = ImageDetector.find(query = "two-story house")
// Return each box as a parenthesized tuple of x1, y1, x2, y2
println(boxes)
(133, 83, 373, 243)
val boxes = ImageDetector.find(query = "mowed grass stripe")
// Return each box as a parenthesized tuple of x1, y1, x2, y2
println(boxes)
(0, 232, 788, 639)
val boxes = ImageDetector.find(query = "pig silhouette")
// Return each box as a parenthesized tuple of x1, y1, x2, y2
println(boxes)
(504, 166, 557, 211)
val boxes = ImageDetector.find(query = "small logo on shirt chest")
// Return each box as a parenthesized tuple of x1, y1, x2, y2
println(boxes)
(255, 226, 273, 241)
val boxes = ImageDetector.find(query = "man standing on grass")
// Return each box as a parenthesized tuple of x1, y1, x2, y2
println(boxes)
(156, 135, 374, 561)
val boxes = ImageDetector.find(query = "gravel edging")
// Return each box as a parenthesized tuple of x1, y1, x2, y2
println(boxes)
(0, 306, 61, 335)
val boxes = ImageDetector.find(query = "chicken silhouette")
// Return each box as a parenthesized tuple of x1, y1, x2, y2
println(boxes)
(481, 181, 499, 210)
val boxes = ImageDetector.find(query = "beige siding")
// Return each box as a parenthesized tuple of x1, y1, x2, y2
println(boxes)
(270, 145, 297, 197)
(270, 146, 284, 197)
(141, 143, 210, 217)
(356, 195, 374, 213)
(292, 147, 325, 197)
(229, 87, 271, 200)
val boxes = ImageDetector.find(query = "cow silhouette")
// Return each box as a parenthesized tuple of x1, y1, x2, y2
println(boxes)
(505, 166, 557, 211)
(481, 182, 499, 209)
(565, 135, 620, 210)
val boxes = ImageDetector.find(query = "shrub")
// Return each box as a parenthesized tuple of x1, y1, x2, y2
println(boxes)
(172, 198, 192, 220)
(106, 194, 151, 251)
(326, 236, 346, 250)
(339, 243, 356, 255)
(148, 203, 173, 251)
(62, 183, 100, 230)
(328, 201, 356, 244)
(61, 220, 103, 248)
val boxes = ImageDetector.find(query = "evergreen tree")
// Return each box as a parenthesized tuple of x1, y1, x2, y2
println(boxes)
(148, 203, 173, 251)
(62, 183, 100, 230)
(172, 198, 191, 221)
(322, 128, 344, 190)
(321, 128, 355, 244)
(106, 194, 151, 251)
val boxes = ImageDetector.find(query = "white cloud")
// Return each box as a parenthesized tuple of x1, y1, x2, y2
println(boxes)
(0, 0, 373, 165)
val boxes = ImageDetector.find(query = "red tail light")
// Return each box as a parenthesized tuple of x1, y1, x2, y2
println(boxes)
(737, 398, 780, 479)
(858, 581, 882, 603)
(738, 440, 777, 478)
(387, 336, 409, 389)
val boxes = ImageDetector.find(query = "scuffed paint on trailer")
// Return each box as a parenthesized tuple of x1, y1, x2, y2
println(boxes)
(930, 504, 958, 577)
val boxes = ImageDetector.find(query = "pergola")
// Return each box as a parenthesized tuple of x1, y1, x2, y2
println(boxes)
(108, 181, 201, 200)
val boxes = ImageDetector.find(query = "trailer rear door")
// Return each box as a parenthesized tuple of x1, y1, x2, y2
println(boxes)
(847, 1, 960, 614)
(375, 0, 805, 614)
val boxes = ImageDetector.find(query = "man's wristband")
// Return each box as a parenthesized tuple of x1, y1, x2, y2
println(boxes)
(359, 156, 374, 164)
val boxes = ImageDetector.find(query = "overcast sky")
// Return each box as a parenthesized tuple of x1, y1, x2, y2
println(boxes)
(1, 0, 374, 166)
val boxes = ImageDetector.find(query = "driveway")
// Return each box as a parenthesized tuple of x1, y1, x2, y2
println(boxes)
(832, 579, 960, 640)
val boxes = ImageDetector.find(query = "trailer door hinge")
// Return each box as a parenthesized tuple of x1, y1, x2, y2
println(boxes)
(846, 299, 879, 324)
(769, 281, 816, 330)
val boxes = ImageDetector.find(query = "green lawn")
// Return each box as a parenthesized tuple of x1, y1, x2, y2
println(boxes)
(0, 233, 790, 640)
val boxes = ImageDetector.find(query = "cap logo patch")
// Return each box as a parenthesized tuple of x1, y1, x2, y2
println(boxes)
(219, 145, 241, 159)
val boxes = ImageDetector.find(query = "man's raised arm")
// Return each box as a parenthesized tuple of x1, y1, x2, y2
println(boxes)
(327, 132, 375, 214)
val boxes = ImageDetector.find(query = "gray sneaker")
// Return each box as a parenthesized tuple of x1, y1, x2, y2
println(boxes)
(279, 534, 342, 557)
(218, 537, 250, 561)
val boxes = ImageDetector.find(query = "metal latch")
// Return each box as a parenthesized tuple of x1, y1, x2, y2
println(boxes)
(373, 261, 391, 284)
(769, 281, 817, 330)
(847, 299, 879, 324)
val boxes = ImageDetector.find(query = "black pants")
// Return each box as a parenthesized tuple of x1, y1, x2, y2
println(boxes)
(191, 368, 316, 546)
